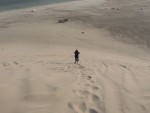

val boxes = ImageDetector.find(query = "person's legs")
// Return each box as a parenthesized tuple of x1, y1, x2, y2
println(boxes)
(74, 58, 77, 63)
(76, 58, 79, 63)
(75, 58, 78, 63)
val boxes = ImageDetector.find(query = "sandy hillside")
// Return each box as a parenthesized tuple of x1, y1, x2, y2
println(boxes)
(0, 0, 150, 113)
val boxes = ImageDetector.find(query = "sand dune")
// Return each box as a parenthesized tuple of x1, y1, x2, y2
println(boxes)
(0, 0, 150, 113)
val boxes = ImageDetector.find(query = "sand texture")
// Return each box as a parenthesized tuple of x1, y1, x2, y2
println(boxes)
(0, 0, 150, 113)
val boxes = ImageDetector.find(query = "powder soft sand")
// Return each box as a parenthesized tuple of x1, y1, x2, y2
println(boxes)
(0, 0, 150, 113)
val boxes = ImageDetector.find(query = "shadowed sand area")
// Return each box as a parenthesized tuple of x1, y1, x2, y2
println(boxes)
(0, 0, 150, 113)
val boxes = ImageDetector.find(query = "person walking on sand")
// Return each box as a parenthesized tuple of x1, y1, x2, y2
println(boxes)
(74, 49, 80, 63)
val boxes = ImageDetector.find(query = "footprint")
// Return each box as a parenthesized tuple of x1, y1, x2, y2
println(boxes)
(68, 102, 73, 109)
(86, 84, 99, 91)
(92, 86, 99, 90)
(14, 61, 19, 65)
(91, 80, 95, 83)
(120, 64, 127, 68)
(87, 76, 92, 79)
(91, 94, 99, 101)
(74, 90, 90, 98)
(2, 62, 9, 67)
(79, 102, 86, 112)
(89, 108, 98, 113)
(68, 102, 87, 113)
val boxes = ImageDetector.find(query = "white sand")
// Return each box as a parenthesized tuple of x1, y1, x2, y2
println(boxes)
(0, 0, 150, 113)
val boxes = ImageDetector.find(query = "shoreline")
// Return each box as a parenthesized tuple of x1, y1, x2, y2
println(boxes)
(0, 0, 79, 12)
(0, 0, 102, 13)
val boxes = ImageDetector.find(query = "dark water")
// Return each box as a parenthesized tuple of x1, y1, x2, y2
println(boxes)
(0, 0, 77, 11)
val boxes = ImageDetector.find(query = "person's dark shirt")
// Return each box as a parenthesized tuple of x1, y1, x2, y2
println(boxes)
(74, 50, 80, 58)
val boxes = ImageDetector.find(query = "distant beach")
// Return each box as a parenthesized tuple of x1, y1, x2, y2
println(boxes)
(0, 0, 77, 11)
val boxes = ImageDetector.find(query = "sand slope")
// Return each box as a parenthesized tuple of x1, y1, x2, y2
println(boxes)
(0, 45, 150, 113)
(0, 0, 150, 113)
